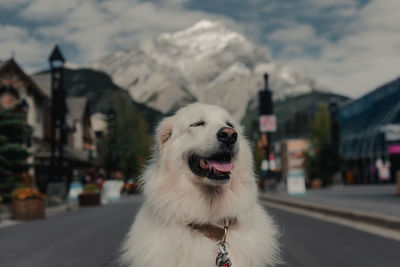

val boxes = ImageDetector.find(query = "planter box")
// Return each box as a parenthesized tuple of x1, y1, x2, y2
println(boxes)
(311, 179, 323, 189)
(78, 193, 101, 206)
(11, 199, 45, 220)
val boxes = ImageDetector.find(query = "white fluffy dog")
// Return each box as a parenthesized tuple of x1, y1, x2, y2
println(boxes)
(121, 103, 279, 267)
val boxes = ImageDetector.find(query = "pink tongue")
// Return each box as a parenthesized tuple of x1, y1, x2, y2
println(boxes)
(208, 161, 234, 172)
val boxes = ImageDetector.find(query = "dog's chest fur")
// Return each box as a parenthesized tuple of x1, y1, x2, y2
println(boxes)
(122, 203, 278, 267)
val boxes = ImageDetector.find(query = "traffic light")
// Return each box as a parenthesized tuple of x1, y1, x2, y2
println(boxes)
(259, 74, 273, 115)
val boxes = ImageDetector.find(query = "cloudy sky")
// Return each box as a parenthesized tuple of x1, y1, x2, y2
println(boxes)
(1, 0, 399, 98)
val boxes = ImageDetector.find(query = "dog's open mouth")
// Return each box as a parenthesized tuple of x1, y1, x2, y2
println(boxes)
(189, 152, 234, 184)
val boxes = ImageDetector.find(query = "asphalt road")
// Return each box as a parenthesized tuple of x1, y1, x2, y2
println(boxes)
(267, 206, 400, 267)
(0, 197, 142, 267)
(0, 195, 399, 267)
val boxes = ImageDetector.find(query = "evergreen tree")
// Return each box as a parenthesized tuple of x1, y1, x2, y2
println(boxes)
(100, 92, 152, 180)
(0, 109, 32, 202)
(305, 103, 339, 186)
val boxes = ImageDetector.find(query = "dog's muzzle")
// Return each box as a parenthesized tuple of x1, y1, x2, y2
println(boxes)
(189, 153, 234, 184)
(188, 127, 238, 184)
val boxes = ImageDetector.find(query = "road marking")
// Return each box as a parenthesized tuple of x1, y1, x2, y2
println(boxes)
(261, 200, 400, 242)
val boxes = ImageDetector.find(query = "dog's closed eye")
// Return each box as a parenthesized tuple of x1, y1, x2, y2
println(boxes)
(190, 121, 205, 127)
(226, 122, 234, 128)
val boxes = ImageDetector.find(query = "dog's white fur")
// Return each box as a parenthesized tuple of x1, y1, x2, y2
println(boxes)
(121, 103, 279, 267)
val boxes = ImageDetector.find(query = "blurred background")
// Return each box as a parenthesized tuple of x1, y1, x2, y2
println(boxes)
(0, 0, 399, 267)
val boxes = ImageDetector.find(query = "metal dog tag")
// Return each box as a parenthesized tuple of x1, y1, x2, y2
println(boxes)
(216, 253, 232, 267)
(216, 242, 232, 267)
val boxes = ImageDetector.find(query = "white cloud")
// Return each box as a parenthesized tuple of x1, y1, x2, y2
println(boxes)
(305, 0, 358, 8)
(19, 0, 80, 21)
(267, 23, 328, 60)
(0, 0, 30, 9)
(15, 0, 235, 65)
(268, 24, 327, 46)
(0, 25, 49, 73)
(2, 0, 399, 98)
(275, 0, 400, 97)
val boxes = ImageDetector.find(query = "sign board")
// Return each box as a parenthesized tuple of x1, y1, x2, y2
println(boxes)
(378, 165, 390, 181)
(259, 115, 277, 133)
(68, 182, 83, 200)
(283, 139, 308, 195)
(380, 124, 400, 141)
(376, 158, 391, 181)
(47, 182, 67, 205)
(287, 170, 306, 195)
(102, 180, 124, 204)
(388, 144, 400, 154)
(261, 160, 268, 171)
(286, 140, 308, 169)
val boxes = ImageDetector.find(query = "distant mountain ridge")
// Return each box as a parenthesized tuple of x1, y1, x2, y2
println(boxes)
(93, 20, 332, 120)
(32, 68, 163, 131)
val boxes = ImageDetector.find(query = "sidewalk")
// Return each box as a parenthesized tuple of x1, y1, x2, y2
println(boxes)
(260, 184, 400, 230)
(0, 202, 77, 229)
(0, 194, 131, 229)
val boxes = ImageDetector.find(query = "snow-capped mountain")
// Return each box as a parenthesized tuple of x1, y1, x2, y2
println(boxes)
(93, 20, 328, 119)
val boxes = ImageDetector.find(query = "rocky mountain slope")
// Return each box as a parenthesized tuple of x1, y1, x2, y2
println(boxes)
(93, 20, 330, 120)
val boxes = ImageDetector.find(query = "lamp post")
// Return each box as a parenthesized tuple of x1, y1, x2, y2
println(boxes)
(105, 109, 117, 180)
(258, 74, 276, 189)
(49, 45, 66, 182)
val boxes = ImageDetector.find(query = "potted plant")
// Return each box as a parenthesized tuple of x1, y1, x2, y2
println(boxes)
(78, 184, 101, 206)
(11, 187, 45, 220)
(311, 178, 323, 189)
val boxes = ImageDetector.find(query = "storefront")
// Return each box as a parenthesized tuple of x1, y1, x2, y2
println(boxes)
(338, 77, 400, 184)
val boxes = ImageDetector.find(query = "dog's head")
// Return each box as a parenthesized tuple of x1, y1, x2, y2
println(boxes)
(143, 103, 257, 222)
(155, 103, 246, 187)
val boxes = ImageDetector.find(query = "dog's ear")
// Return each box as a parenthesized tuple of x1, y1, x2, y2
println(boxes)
(156, 117, 173, 146)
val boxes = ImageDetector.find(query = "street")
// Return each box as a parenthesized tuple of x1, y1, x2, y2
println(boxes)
(0, 197, 142, 267)
(0, 196, 399, 267)
(268, 205, 400, 267)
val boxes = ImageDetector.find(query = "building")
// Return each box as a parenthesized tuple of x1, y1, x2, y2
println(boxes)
(0, 59, 51, 184)
(0, 57, 98, 197)
(32, 71, 97, 192)
(338, 77, 400, 184)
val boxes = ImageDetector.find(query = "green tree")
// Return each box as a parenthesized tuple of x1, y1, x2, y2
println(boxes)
(0, 109, 32, 202)
(100, 92, 152, 180)
(305, 103, 339, 186)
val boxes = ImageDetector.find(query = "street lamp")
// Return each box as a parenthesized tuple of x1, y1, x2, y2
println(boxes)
(49, 45, 66, 182)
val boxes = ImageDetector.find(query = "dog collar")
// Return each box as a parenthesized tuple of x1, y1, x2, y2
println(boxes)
(188, 217, 237, 242)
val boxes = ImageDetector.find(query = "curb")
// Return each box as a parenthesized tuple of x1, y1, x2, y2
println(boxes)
(0, 203, 76, 228)
(260, 194, 400, 231)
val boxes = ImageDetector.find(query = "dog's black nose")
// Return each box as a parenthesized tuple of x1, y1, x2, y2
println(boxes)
(217, 127, 238, 145)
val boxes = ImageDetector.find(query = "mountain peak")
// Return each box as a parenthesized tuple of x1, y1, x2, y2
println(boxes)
(180, 19, 222, 33)
(93, 20, 328, 119)
(155, 20, 246, 63)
